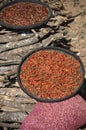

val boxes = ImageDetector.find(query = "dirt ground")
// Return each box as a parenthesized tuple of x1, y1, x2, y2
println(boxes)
(62, 0, 86, 71)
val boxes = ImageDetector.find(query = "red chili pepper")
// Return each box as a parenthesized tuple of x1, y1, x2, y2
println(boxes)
(20, 50, 83, 99)
(0, 2, 49, 26)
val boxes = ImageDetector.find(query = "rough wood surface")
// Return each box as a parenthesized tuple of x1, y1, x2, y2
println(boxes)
(0, 0, 86, 130)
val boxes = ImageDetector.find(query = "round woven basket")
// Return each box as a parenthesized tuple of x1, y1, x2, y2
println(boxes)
(17, 47, 85, 102)
(0, 0, 52, 30)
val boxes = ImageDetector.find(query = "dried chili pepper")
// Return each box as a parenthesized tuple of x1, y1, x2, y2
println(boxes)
(20, 50, 83, 100)
(0, 2, 49, 26)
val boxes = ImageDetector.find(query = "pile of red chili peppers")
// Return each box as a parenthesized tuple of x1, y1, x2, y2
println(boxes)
(20, 50, 83, 100)
(0, 2, 48, 26)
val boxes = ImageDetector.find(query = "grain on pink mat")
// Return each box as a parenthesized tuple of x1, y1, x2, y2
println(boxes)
(21, 95, 86, 130)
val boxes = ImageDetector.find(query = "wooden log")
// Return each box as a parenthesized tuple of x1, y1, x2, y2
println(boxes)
(0, 95, 36, 104)
(0, 61, 19, 67)
(0, 122, 20, 129)
(0, 88, 35, 98)
(0, 112, 27, 123)
(0, 65, 18, 75)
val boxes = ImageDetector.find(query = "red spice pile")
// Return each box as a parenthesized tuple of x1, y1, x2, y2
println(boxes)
(0, 2, 49, 26)
(20, 50, 83, 100)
